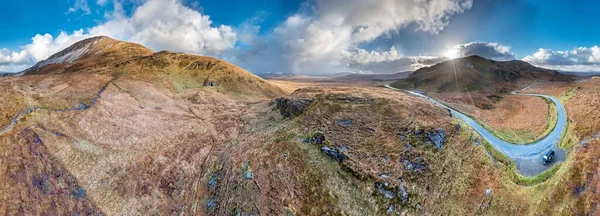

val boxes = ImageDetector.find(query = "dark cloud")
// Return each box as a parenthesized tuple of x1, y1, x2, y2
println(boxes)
(455, 42, 515, 61)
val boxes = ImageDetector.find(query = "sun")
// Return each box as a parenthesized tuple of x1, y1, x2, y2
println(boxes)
(443, 48, 459, 59)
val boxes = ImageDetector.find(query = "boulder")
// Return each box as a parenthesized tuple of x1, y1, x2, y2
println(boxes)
(275, 97, 313, 118)
(321, 146, 345, 162)
(397, 181, 409, 204)
(485, 188, 492, 197)
(427, 129, 446, 149)
(376, 182, 396, 199)
(334, 119, 353, 127)
(402, 159, 427, 173)
(203, 80, 217, 87)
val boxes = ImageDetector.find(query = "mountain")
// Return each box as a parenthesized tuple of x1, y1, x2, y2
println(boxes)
(391, 55, 573, 94)
(20, 36, 284, 98)
(0, 71, 25, 77)
(334, 71, 411, 81)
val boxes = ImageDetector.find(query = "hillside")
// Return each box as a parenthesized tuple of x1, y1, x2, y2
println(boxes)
(391, 55, 573, 94)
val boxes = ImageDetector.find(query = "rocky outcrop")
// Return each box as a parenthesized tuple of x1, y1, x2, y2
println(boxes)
(321, 146, 345, 162)
(427, 129, 446, 149)
(275, 97, 313, 118)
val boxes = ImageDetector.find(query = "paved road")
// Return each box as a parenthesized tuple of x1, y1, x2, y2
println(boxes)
(384, 85, 566, 176)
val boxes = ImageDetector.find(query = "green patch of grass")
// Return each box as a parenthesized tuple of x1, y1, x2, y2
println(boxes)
(539, 98, 558, 140)
(169, 70, 204, 94)
(559, 86, 580, 102)
(494, 128, 537, 144)
(481, 139, 512, 165)
(510, 163, 562, 186)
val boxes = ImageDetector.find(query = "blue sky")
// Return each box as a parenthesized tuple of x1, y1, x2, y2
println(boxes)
(1, 0, 600, 73)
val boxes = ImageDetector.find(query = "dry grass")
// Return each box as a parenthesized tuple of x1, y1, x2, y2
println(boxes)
(115, 52, 286, 99)
(0, 83, 26, 127)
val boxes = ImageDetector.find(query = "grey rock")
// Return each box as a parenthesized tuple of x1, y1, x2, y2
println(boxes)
(203, 80, 217, 87)
(208, 176, 218, 189)
(427, 129, 446, 149)
(275, 97, 313, 118)
(334, 119, 353, 127)
(474, 138, 482, 146)
(340, 145, 349, 152)
(305, 131, 325, 145)
(376, 182, 396, 199)
(414, 129, 423, 135)
(402, 159, 427, 173)
(485, 188, 492, 197)
(387, 205, 394, 215)
(381, 155, 389, 163)
(243, 161, 253, 179)
(321, 146, 345, 162)
(398, 184, 409, 204)
(207, 197, 216, 210)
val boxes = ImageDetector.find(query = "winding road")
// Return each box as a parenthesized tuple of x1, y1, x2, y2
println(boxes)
(384, 85, 567, 176)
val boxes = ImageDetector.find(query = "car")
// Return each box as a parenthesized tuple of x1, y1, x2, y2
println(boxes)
(541, 150, 555, 165)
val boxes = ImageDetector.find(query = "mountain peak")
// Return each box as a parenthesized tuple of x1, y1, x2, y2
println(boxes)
(24, 36, 153, 75)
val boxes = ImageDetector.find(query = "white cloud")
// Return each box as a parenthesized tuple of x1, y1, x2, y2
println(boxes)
(449, 42, 515, 61)
(233, 0, 473, 74)
(347, 55, 449, 74)
(88, 0, 237, 54)
(96, 0, 108, 6)
(523, 46, 600, 71)
(0, 49, 30, 65)
(0, 49, 32, 72)
(341, 46, 402, 65)
(67, 0, 91, 14)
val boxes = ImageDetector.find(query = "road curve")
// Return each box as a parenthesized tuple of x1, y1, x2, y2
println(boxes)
(384, 85, 567, 176)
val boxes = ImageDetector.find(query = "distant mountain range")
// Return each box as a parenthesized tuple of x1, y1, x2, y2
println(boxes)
(0, 71, 24, 77)
(260, 71, 411, 83)
(557, 71, 600, 77)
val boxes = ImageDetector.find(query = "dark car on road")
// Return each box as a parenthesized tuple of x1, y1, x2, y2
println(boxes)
(541, 150, 555, 165)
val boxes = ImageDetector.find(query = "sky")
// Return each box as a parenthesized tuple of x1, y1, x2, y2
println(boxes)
(1, 0, 600, 74)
